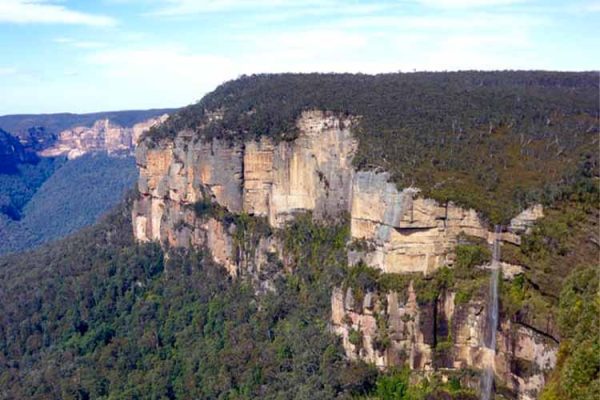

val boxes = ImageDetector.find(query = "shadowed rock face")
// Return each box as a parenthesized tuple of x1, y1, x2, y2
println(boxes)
(0, 129, 38, 174)
(132, 110, 552, 399)
(331, 281, 557, 400)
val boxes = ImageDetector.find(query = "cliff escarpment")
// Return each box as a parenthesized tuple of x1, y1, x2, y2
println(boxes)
(40, 114, 168, 159)
(131, 72, 598, 399)
(133, 110, 555, 399)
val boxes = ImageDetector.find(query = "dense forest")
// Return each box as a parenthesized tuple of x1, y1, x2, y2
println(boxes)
(0, 154, 137, 255)
(147, 71, 598, 223)
(0, 188, 596, 399)
(0, 197, 483, 400)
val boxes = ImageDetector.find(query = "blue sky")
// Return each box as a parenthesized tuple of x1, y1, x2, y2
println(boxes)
(0, 0, 598, 114)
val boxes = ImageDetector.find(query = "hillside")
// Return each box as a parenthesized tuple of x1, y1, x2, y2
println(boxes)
(0, 108, 172, 255)
(0, 154, 137, 254)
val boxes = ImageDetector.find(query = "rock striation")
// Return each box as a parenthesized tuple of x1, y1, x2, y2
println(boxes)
(40, 115, 168, 159)
(132, 110, 551, 399)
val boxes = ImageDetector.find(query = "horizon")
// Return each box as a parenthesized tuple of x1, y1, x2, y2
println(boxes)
(1, 0, 599, 114)
(0, 69, 597, 117)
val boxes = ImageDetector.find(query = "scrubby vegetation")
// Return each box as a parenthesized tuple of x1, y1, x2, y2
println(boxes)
(499, 174, 599, 399)
(540, 265, 600, 400)
(367, 367, 477, 400)
(145, 71, 598, 223)
(343, 237, 490, 310)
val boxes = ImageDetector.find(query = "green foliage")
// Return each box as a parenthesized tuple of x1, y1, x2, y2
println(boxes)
(378, 273, 412, 293)
(498, 177, 598, 333)
(375, 369, 410, 399)
(0, 202, 379, 399)
(344, 262, 381, 304)
(454, 243, 492, 273)
(348, 328, 363, 347)
(541, 265, 600, 400)
(279, 212, 349, 286)
(369, 368, 477, 400)
(0, 153, 137, 254)
(145, 71, 598, 224)
(413, 267, 454, 305)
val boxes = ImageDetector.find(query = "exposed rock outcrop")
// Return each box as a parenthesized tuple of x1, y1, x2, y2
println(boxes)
(331, 281, 557, 400)
(134, 111, 541, 276)
(132, 110, 550, 398)
(510, 204, 544, 234)
(40, 115, 168, 159)
(133, 111, 357, 268)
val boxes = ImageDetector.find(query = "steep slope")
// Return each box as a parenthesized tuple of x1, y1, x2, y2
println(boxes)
(0, 198, 384, 400)
(146, 71, 598, 224)
(0, 129, 64, 221)
(0, 154, 137, 254)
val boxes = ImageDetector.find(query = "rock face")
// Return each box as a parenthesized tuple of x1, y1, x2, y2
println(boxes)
(132, 110, 551, 398)
(40, 115, 168, 159)
(510, 204, 544, 234)
(350, 174, 491, 274)
(134, 110, 534, 276)
(331, 281, 557, 400)
(133, 110, 356, 244)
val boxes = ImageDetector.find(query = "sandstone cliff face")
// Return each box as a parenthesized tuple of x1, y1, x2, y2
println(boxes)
(133, 111, 357, 278)
(132, 110, 551, 398)
(134, 110, 533, 276)
(40, 115, 168, 159)
(331, 278, 557, 400)
(133, 111, 357, 267)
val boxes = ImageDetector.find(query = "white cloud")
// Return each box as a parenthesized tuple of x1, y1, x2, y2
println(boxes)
(53, 37, 107, 48)
(416, 0, 529, 8)
(418, 32, 537, 70)
(84, 45, 237, 106)
(0, 0, 116, 26)
(337, 13, 545, 30)
(579, 0, 600, 12)
(147, 0, 379, 16)
(0, 66, 18, 75)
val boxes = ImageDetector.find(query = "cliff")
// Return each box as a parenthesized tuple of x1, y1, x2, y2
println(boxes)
(40, 114, 168, 159)
(132, 109, 556, 398)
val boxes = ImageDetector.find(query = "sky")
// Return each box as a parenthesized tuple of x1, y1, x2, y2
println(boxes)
(0, 0, 598, 114)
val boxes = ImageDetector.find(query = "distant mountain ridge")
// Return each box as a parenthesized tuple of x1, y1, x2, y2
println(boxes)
(0, 108, 176, 135)
(0, 108, 176, 151)
(40, 114, 169, 159)
(0, 108, 176, 254)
